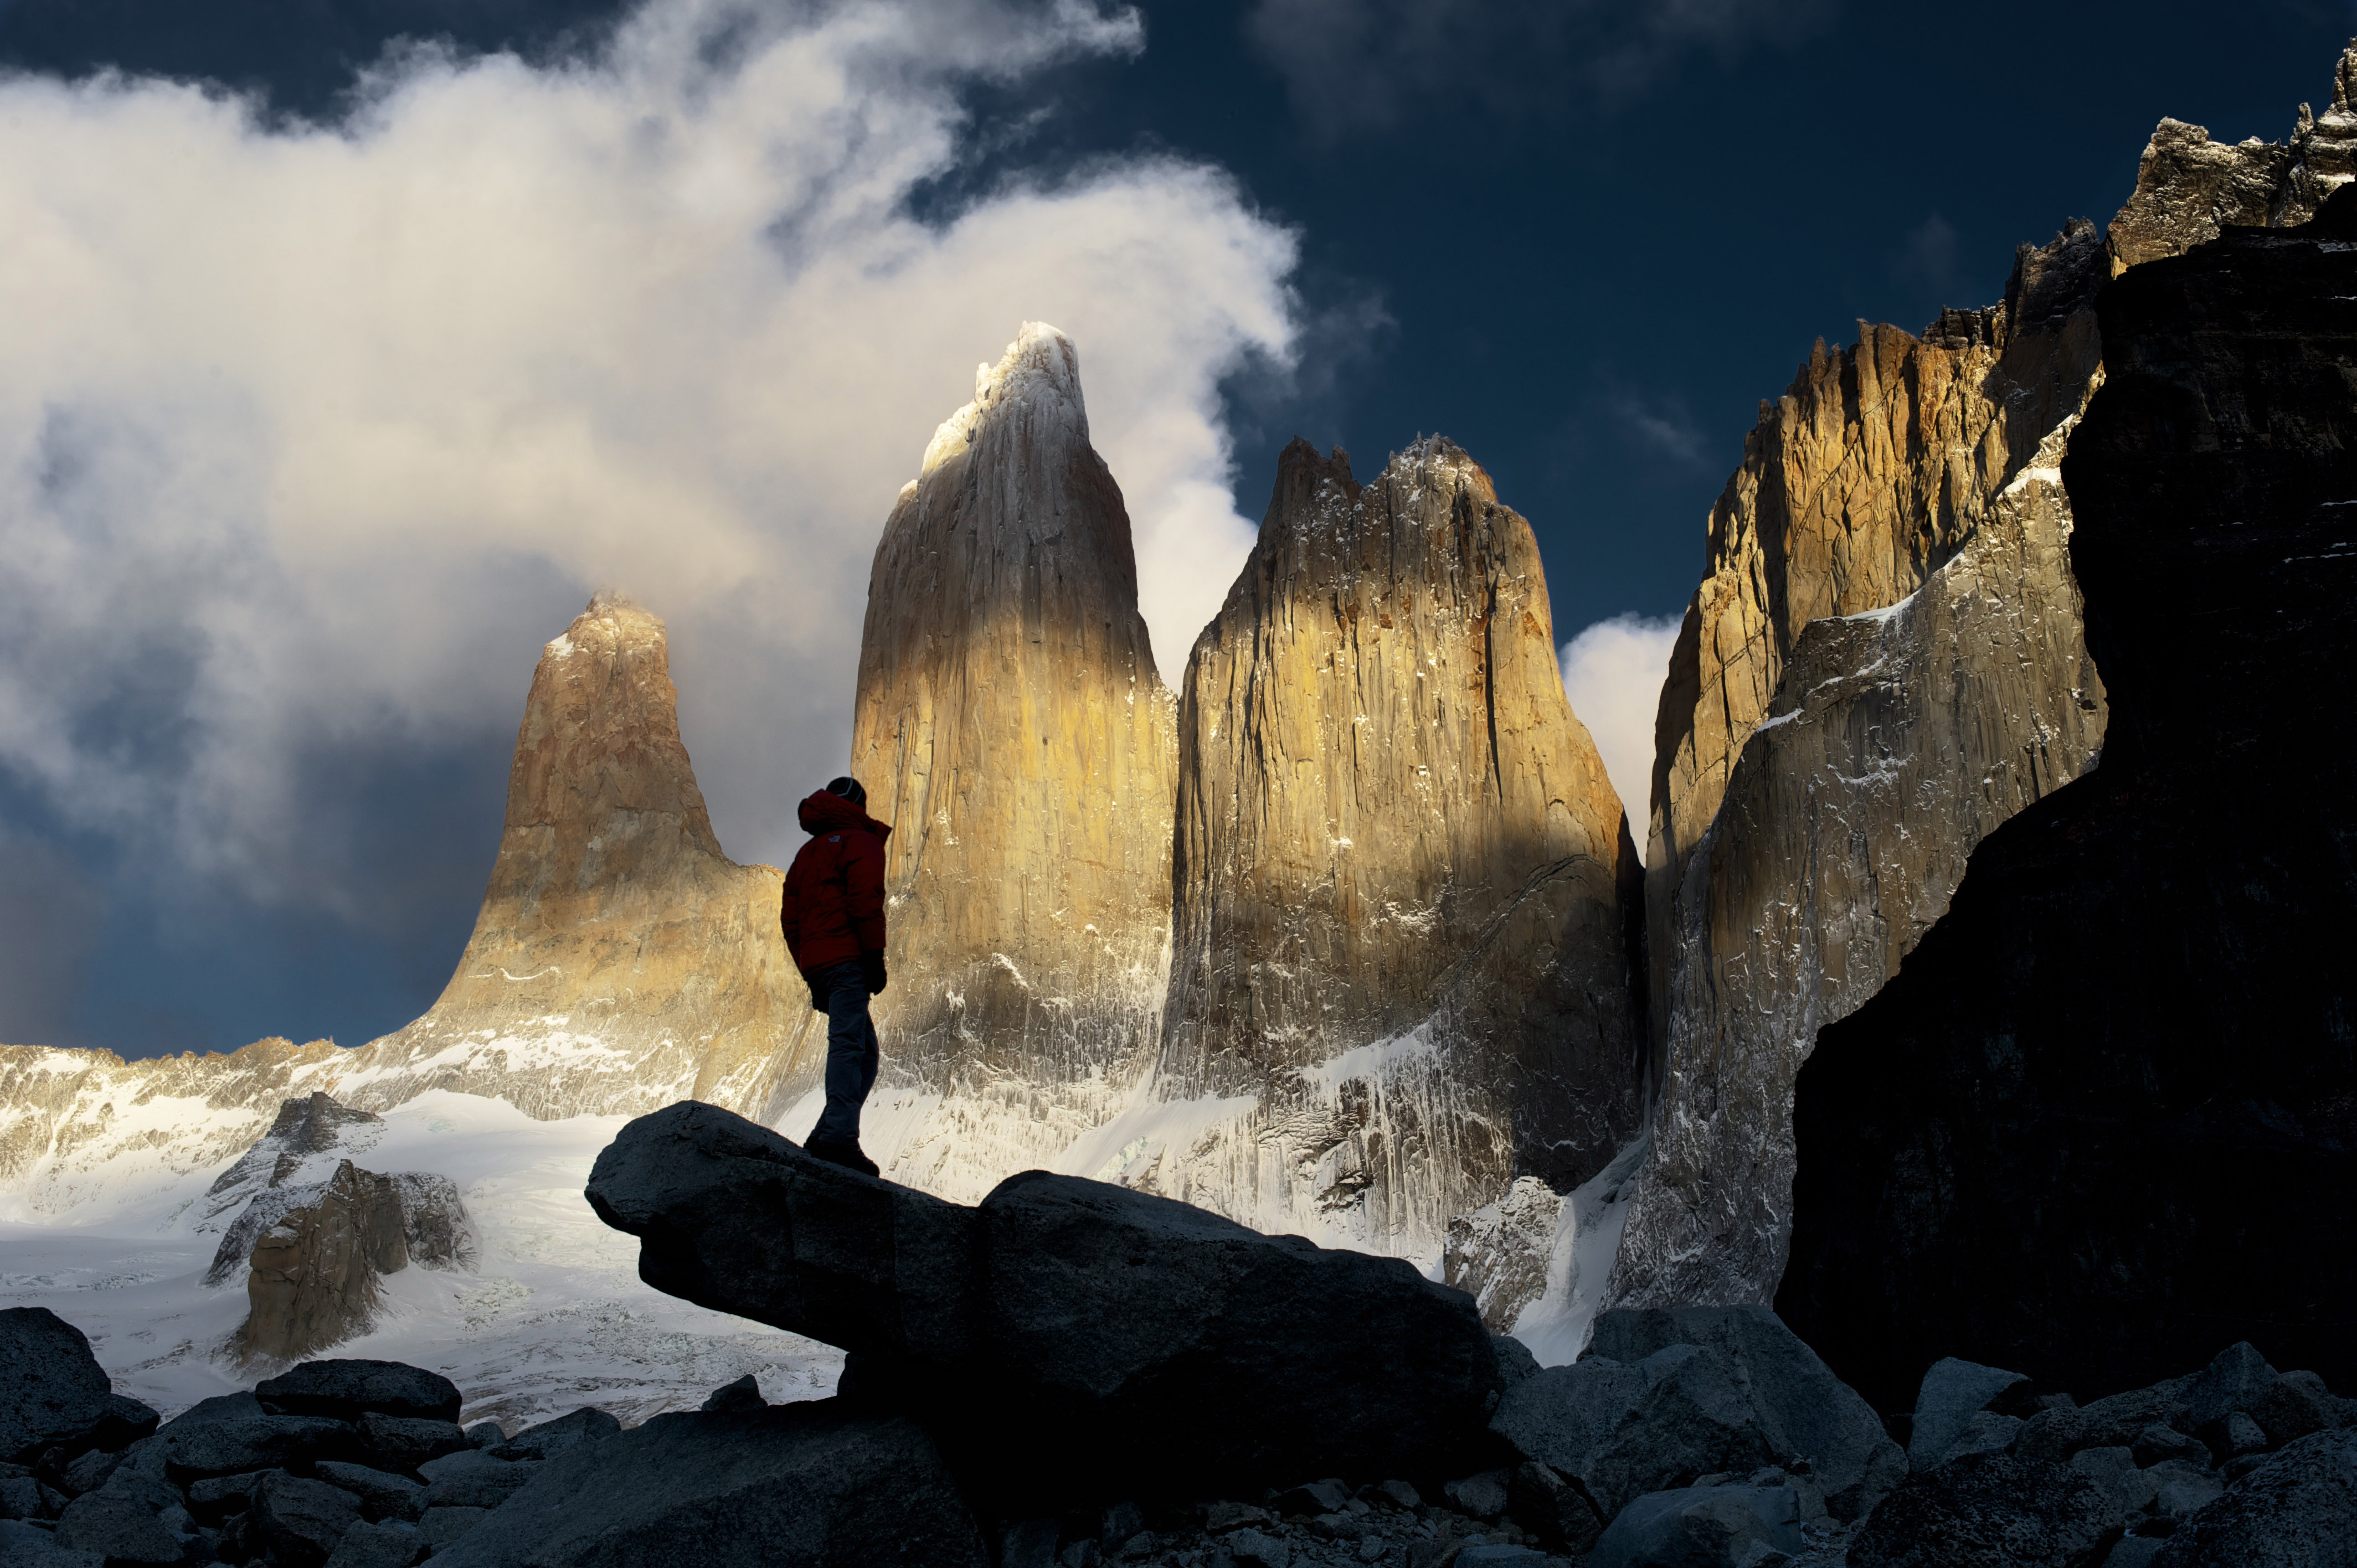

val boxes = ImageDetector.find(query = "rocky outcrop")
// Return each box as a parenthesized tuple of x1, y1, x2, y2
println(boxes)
(2, 595, 802, 1219)
(2, 1308, 157, 1465)
(230, 1158, 474, 1366)
(1614, 220, 2110, 1313)
(810, 324, 1177, 1199)
(1610, 43, 2357, 1319)
(1138, 437, 1643, 1260)
(431, 1402, 987, 1568)
(1777, 188, 2357, 1408)
(18, 1294, 2357, 1565)
(584, 1100, 1505, 1501)
(2105, 44, 2357, 270)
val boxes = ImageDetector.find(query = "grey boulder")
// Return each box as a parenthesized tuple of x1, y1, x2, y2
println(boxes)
(53, 1465, 209, 1566)
(1508, 1461, 1603, 1555)
(1443, 1471, 1510, 1519)
(585, 1100, 1500, 1498)
(418, 1448, 540, 1509)
(2186, 1344, 2277, 1431)
(421, 1505, 492, 1549)
(257, 1361, 463, 1425)
(1588, 1482, 1806, 1568)
(699, 1377, 764, 1414)
(159, 1392, 263, 1428)
(2152, 1428, 2357, 1567)
(1586, 1305, 1905, 1518)
(1847, 1452, 2122, 1567)
(427, 1400, 985, 1567)
(0, 1518, 104, 1566)
(313, 1460, 426, 1521)
(322, 1518, 427, 1568)
(1908, 1358, 2034, 1472)
(357, 1413, 471, 1473)
(158, 1414, 354, 1480)
(0, 1309, 115, 1464)
(253, 1471, 365, 1568)
(1490, 1344, 1776, 1519)
(2018, 1378, 2198, 1463)
(491, 1409, 619, 1462)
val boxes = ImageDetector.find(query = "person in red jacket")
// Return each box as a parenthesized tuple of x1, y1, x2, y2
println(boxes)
(780, 776, 892, 1176)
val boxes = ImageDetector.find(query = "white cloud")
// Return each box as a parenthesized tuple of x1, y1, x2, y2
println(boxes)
(0, 0, 1298, 919)
(1560, 611, 1682, 833)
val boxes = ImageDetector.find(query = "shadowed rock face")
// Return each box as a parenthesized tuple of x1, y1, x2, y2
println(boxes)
(1777, 189, 2357, 1410)
(1152, 437, 1643, 1252)
(584, 1100, 1504, 1501)
(1611, 43, 2357, 1317)
(1614, 223, 2111, 1313)
(814, 323, 1177, 1199)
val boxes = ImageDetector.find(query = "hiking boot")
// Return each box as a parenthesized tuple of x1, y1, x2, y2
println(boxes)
(805, 1137, 881, 1179)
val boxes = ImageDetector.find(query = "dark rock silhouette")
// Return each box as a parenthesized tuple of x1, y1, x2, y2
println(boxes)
(430, 1404, 986, 1568)
(583, 1100, 1504, 1500)
(1778, 185, 2357, 1411)
(1, 1309, 128, 1465)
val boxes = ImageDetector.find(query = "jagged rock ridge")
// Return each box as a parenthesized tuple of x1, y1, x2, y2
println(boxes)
(1605, 43, 2357, 1318)
(1138, 436, 1643, 1267)
(809, 323, 1179, 1200)
(1613, 224, 2109, 1313)
(1778, 183, 2357, 1408)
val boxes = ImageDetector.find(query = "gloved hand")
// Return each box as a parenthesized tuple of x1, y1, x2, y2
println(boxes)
(806, 975, 827, 1014)
(859, 950, 888, 995)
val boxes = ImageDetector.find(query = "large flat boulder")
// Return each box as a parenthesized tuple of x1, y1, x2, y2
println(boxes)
(428, 1402, 984, 1567)
(585, 1101, 1502, 1497)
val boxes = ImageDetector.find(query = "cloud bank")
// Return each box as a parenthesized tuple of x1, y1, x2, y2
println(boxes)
(0, 0, 1299, 968)
(1560, 611, 1682, 834)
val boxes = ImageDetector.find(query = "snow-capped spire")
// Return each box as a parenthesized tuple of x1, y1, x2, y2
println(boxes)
(918, 321, 1089, 479)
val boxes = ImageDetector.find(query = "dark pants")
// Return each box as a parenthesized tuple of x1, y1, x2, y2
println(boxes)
(806, 961, 879, 1147)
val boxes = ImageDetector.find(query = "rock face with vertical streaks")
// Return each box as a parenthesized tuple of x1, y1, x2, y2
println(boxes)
(827, 323, 1177, 1199)
(1132, 437, 1643, 1260)
(1613, 226, 2110, 1313)
(1608, 40, 2357, 1320)
(1778, 183, 2357, 1409)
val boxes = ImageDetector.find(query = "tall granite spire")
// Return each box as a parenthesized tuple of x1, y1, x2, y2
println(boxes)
(1131, 436, 1644, 1262)
(837, 323, 1178, 1198)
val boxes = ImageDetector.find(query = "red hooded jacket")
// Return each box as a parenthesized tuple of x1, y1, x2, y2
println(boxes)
(780, 791, 892, 974)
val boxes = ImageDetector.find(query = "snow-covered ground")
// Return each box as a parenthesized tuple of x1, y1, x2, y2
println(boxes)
(0, 1090, 842, 1427)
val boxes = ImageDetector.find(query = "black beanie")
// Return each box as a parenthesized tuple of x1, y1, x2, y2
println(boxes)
(825, 776, 867, 809)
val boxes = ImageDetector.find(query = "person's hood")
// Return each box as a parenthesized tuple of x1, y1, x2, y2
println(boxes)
(797, 789, 892, 842)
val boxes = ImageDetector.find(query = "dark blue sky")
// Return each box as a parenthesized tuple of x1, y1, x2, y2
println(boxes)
(2, 0, 2349, 1060)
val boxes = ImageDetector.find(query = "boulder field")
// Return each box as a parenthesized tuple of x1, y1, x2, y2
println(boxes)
(22, 1107, 2355, 1567)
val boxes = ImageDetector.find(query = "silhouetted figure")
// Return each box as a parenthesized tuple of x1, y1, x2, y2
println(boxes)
(781, 776, 891, 1177)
